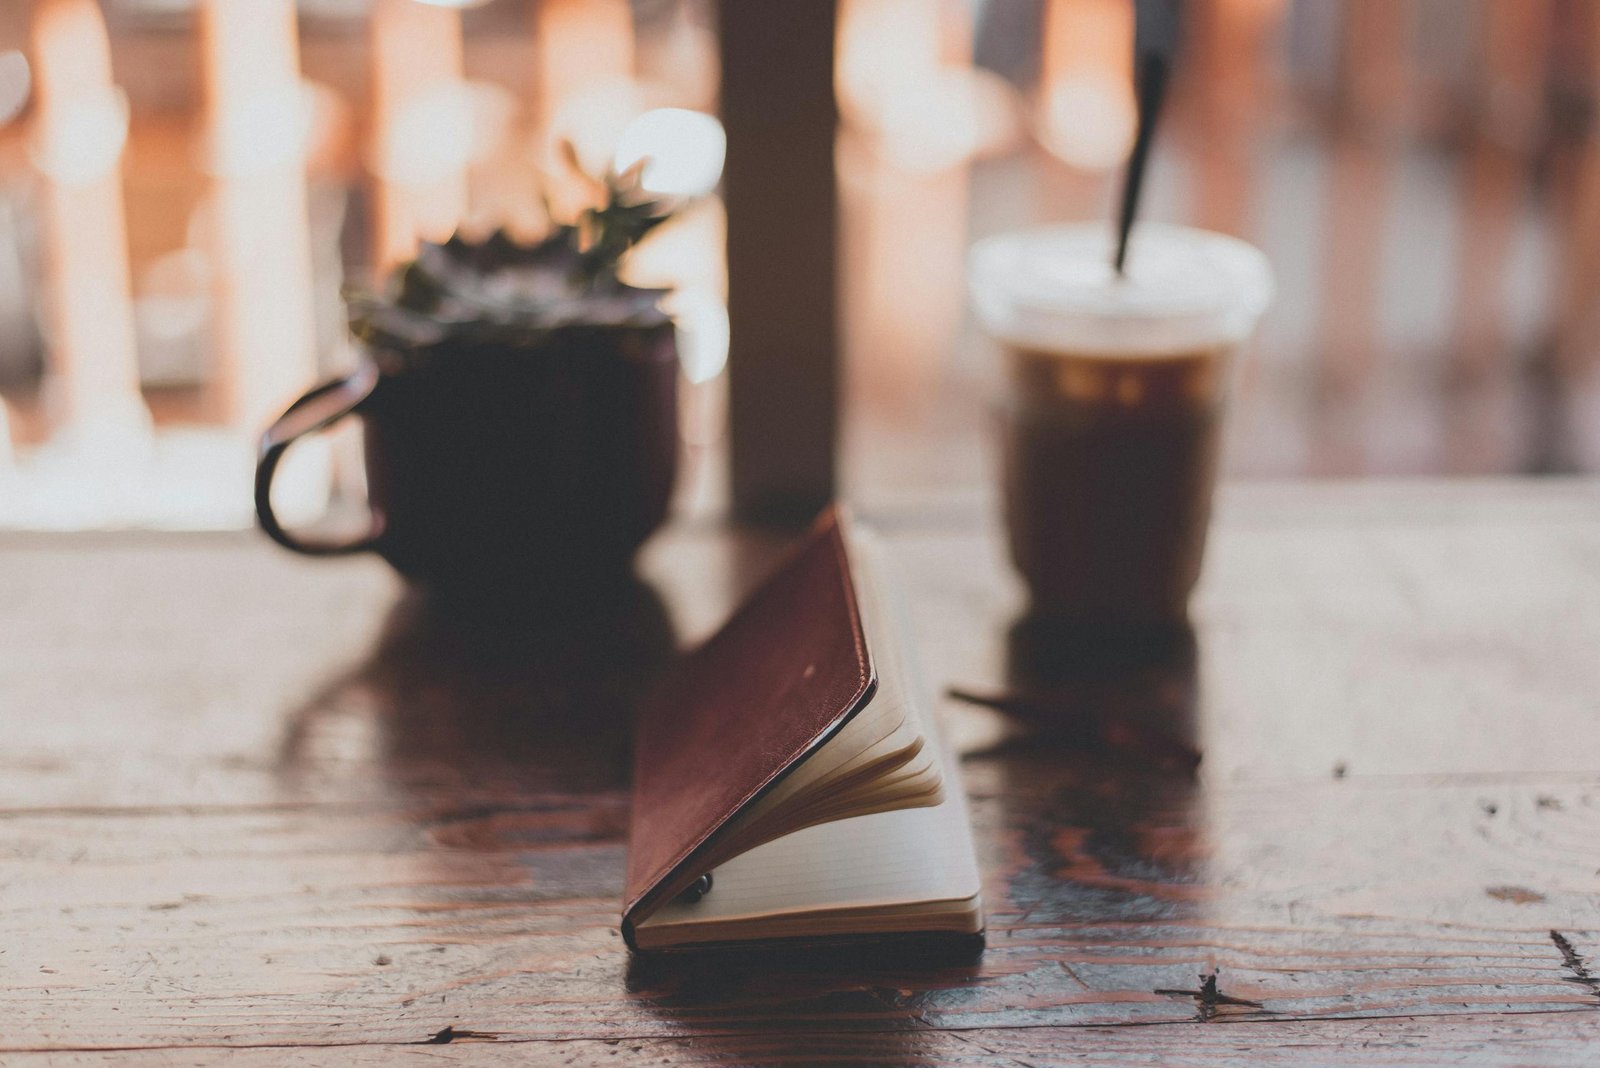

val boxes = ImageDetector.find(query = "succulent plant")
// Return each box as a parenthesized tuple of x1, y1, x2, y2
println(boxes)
(349, 155, 678, 354)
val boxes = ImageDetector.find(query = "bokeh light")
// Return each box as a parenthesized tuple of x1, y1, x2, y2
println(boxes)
(613, 108, 726, 197)
(1038, 74, 1137, 171)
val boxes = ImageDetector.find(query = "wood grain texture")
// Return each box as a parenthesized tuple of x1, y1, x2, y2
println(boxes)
(5, 776, 1597, 1048)
(3, 482, 1600, 1061)
(6, 1013, 1600, 1066)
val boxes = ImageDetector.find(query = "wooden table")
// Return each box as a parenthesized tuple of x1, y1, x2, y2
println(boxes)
(3, 481, 1599, 1064)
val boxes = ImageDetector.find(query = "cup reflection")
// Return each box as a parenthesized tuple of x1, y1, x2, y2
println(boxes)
(279, 576, 677, 793)
(953, 611, 1200, 774)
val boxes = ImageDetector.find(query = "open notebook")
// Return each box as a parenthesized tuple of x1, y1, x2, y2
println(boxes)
(622, 508, 983, 951)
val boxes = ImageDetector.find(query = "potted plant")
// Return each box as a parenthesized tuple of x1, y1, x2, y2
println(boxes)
(256, 158, 687, 607)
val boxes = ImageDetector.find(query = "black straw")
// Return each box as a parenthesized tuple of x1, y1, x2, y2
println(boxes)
(1113, 0, 1181, 275)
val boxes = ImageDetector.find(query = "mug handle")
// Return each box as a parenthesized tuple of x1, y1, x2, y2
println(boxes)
(255, 361, 384, 556)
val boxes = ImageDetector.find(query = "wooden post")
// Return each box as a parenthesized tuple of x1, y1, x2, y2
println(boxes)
(28, 0, 152, 451)
(1181, 0, 1286, 238)
(528, 0, 636, 221)
(369, 0, 468, 271)
(1310, 0, 1409, 473)
(1038, 0, 1136, 171)
(719, 0, 839, 524)
(199, 0, 320, 432)
(1443, 0, 1550, 473)
(836, 0, 976, 424)
(533, 0, 634, 134)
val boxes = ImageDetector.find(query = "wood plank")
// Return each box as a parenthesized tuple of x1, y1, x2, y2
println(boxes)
(886, 479, 1600, 783)
(5, 482, 1599, 809)
(0, 525, 787, 811)
(5, 1012, 1600, 1065)
(3, 771, 1596, 1047)
(4, 482, 1600, 1055)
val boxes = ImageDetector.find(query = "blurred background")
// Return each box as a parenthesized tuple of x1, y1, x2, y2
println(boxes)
(1, 0, 1598, 529)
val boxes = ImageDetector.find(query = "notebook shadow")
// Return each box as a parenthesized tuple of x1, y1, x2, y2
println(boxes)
(277, 575, 677, 793)
(623, 933, 987, 1028)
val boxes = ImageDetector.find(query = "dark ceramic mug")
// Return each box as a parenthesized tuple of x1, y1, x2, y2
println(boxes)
(255, 322, 679, 602)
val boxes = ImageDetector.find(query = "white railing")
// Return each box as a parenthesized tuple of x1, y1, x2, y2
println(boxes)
(0, 0, 729, 529)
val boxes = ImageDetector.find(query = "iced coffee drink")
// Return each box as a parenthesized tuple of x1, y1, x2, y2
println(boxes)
(969, 223, 1273, 620)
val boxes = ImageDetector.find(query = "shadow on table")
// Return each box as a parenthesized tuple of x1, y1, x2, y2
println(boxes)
(277, 576, 677, 793)
(956, 610, 1214, 948)
(955, 612, 1201, 774)
(624, 934, 988, 1031)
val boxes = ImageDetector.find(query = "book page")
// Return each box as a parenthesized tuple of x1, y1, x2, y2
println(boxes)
(635, 756, 981, 932)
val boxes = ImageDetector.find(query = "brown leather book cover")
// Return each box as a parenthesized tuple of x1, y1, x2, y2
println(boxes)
(622, 507, 876, 938)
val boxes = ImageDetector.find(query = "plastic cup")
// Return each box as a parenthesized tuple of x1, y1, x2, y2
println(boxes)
(968, 222, 1273, 620)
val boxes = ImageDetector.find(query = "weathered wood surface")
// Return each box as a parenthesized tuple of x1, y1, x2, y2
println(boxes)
(6, 1013, 1600, 1066)
(3, 482, 1600, 1062)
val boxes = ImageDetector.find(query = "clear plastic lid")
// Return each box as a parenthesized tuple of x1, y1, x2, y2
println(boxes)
(968, 222, 1274, 357)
